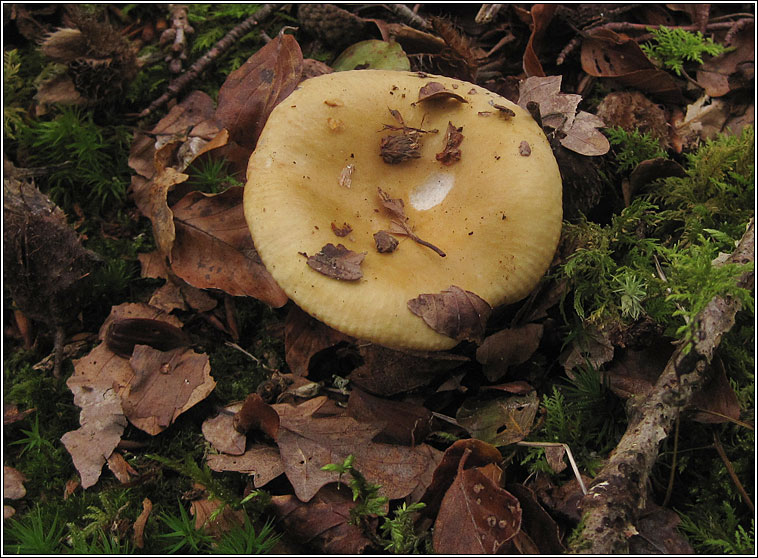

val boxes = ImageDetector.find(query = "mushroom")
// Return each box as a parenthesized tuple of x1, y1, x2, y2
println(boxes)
(244, 70, 562, 351)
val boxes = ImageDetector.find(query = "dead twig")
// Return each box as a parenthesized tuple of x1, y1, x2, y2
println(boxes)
(139, 4, 280, 118)
(570, 219, 755, 554)
(712, 431, 755, 513)
(386, 3, 431, 30)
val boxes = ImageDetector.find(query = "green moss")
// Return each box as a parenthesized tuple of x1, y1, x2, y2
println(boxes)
(641, 26, 727, 76)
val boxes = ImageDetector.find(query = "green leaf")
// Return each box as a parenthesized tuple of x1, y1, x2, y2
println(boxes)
(332, 40, 411, 72)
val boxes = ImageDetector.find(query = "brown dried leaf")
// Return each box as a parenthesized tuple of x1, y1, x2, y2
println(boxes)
(284, 306, 353, 377)
(202, 405, 246, 456)
(379, 132, 422, 164)
(107, 451, 138, 484)
(99, 302, 184, 341)
(122, 345, 215, 435)
(476, 324, 543, 382)
(523, 4, 557, 76)
(456, 391, 539, 447)
(434, 463, 521, 553)
(191, 498, 246, 539)
(273, 396, 442, 502)
(506, 483, 565, 554)
(347, 387, 433, 446)
(215, 34, 303, 150)
(407, 285, 491, 343)
(63, 478, 80, 500)
(206, 445, 284, 488)
(418, 81, 468, 103)
(435, 121, 464, 165)
(631, 502, 695, 554)
(61, 342, 132, 488)
(689, 361, 741, 423)
(519, 140, 531, 156)
(4, 466, 27, 500)
(271, 485, 373, 554)
(580, 28, 683, 103)
(132, 498, 152, 549)
(234, 393, 280, 438)
(170, 187, 288, 306)
(136, 166, 188, 261)
(304, 243, 366, 281)
(696, 20, 754, 97)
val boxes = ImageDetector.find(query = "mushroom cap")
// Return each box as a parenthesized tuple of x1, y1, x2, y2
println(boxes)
(244, 70, 562, 350)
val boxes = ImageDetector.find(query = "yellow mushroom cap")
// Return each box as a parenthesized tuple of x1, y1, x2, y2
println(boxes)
(244, 70, 562, 351)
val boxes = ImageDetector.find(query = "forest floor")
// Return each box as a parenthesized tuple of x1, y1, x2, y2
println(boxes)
(3, 4, 755, 554)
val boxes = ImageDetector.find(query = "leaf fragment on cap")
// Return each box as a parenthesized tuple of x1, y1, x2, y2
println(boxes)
(436, 121, 464, 165)
(373, 230, 399, 253)
(303, 243, 366, 281)
(407, 285, 491, 342)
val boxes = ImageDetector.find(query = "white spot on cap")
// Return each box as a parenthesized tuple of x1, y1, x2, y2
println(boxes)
(409, 172, 454, 211)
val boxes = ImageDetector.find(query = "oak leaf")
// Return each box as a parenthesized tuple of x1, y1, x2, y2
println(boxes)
(206, 445, 285, 488)
(418, 81, 468, 103)
(284, 306, 353, 377)
(202, 404, 247, 456)
(476, 323, 544, 382)
(3, 466, 26, 500)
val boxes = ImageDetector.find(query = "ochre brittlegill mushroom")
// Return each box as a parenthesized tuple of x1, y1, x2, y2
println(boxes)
(244, 70, 562, 350)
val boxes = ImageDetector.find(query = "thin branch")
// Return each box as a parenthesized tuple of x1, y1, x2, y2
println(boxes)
(139, 4, 281, 118)
(385, 3, 431, 30)
(713, 431, 755, 513)
(570, 219, 755, 554)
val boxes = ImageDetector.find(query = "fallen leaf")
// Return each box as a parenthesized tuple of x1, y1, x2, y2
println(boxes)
(206, 444, 285, 488)
(407, 285, 491, 343)
(580, 28, 683, 103)
(132, 498, 152, 549)
(630, 502, 694, 554)
(418, 81, 468, 103)
(99, 302, 184, 341)
(61, 343, 131, 489)
(107, 451, 138, 484)
(271, 485, 374, 554)
(518, 76, 609, 156)
(122, 345, 215, 435)
(420, 438, 503, 516)
(689, 361, 741, 423)
(332, 39, 410, 72)
(476, 323, 544, 382)
(284, 306, 353, 377)
(604, 340, 674, 399)
(349, 343, 467, 396)
(170, 187, 288, 306)
(347, 387, 433, 446)
(191, 498, 246, 539)
(522, 4, 557, 76)
(304, 243, 366, 281)
(215, 34, 303, 150)
(3, 466, 26, 500)
(696, 20, 754, 97)
(135, 165, 188, 261)
(202, 405, 246, 456)
(330, 222, 352, 237)
(456, 391, 539, 447)
(560, 324, 615, 373)
(234, 393, 280, 438)
(506, 483, 565, 554)
(435, 121, 464, 165)
(433, 451, 521, 553)
(273, 396, 441, 502)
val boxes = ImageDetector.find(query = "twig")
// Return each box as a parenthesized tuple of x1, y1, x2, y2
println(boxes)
(53, 325, 65, 378)
(570, 219, 754, 554)
(661, 415, 679, 507)
(225, 341, 279, 373)
(516, 441, 588, 495)
(139, 4, 280, 118)
(386, 3, 431, 30)
(712, 431, 754, 513)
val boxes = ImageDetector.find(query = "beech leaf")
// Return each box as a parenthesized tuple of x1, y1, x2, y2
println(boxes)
(170, 187, 288, 306)
(215, 34, 303, 150)
(407, 285, 491, 343)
